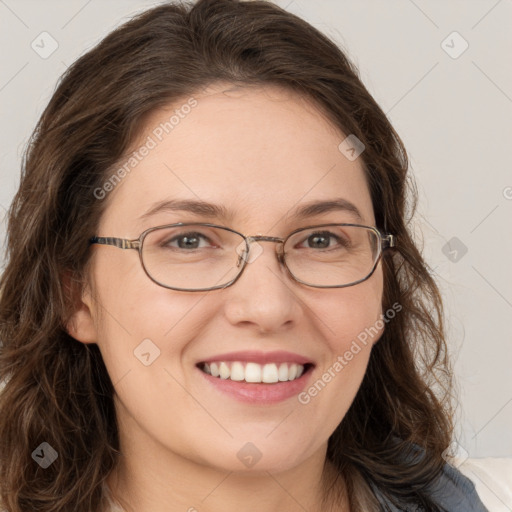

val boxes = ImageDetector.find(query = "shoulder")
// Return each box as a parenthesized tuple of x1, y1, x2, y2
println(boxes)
(427, 460, 490, 511)
(372, 461, 490, 512)
(370, 440, 492, 511)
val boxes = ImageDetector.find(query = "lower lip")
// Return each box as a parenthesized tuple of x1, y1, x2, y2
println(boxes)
(197, 366, 313, 404)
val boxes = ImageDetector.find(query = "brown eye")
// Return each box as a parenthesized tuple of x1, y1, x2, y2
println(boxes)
(163, 232, 212, 250)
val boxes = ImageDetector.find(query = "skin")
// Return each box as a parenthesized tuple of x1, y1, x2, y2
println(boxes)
(68, 82, 385, 512)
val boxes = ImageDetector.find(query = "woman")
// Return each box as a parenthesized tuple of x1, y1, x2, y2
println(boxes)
(0, 0, 489, 510)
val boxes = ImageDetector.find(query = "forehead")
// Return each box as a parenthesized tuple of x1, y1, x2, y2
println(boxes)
(99, 83, 374, 233)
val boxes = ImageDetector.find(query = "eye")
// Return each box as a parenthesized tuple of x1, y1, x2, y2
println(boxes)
(163, 231, 215, 250)
(296, 230, 350, 250)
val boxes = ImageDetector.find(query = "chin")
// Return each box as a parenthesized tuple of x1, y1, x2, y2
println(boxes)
(192, 436, 318, 475)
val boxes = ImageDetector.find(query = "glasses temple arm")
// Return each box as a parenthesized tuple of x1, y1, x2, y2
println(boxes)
(89, 236, 140, 250)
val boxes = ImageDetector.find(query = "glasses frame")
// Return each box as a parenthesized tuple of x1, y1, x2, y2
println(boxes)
(89, 222, 395, 292)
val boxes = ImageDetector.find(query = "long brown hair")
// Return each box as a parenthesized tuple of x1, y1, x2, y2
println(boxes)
(0, 1, 453, 510)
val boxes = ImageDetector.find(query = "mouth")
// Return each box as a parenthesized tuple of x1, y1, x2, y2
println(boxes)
(197, 360, 314, 383)
(194, 351, 315, 404)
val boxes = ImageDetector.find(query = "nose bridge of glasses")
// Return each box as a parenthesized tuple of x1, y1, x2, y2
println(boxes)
(236, 235, 286, 267)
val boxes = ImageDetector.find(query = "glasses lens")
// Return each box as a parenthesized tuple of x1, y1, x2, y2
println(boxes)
(284, 225, 380, 287)
(141, 225, 246, 290)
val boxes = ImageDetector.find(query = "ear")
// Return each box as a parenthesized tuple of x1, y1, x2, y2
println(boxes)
(62, 270, 98, 344)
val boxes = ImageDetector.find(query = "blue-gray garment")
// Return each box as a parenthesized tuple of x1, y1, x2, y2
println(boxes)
(372, 462, 489, 511)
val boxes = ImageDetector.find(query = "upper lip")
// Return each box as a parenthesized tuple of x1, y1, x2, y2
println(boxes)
(197, 350, 314, 366)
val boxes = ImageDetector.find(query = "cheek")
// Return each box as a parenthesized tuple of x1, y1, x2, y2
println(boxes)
(89, 253, 209, 381)
(89, 271, 216, 460)
(297, 271, 384, 419)
(319, 269, 384, 351)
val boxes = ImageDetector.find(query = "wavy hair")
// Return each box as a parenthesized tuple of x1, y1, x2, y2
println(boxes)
(0, 1, 453, 510)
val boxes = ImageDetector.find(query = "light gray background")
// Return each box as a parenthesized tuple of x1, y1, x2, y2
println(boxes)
(0, 0, 511, 458)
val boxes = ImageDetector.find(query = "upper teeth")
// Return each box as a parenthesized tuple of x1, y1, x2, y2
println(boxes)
(202, 361, 305, 383)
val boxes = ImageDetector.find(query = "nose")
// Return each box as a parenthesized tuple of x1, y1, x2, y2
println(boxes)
(222, 239, 302, 334)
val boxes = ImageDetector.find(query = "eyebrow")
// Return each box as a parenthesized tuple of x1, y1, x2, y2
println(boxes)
(139, 197, 364, 223)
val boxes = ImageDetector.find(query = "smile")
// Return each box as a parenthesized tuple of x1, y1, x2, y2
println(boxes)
(195, 350, 315, 403)
(199, 361, 310, 383)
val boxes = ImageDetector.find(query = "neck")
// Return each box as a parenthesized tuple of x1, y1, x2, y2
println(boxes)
(106, 437, 347, 512)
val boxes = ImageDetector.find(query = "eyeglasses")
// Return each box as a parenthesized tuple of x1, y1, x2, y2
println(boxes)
(89, 222, 395, 292)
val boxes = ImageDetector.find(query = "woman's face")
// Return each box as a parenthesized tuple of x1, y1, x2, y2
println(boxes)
(72, 83, 384, 475)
